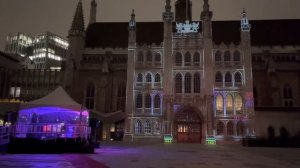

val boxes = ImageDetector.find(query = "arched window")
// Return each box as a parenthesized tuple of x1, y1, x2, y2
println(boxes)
(217, 122, 224, 135)
(145, 94, 151, 108)
(184, 52, 191, 66)
(184, 73, 191, 93)
(237, 121, 245, 136)
(117, 83, 126, 111)
(135, 120, 142, 134)
(137, 51, 144, 62)
(144, 120, 151, 134)
(146, 50, 152, 62)
(233, 50, 241, 62)
(216, 94, 223, 114)
(224, 51, 231, 62)
(225, 72, 232, 86)
(137, 73, 143, 82)
(226, 94, 233, 116)
(175, 52, 182, 66)
(136, 93, 143, 108)
(194, 72, 201, 93)
(154, 73, 161, 83)
(154, 94, 160, 108)
(193, 52, 200, 66)
(146, 73, 152, 83)
(215, 50, 222, 63)
(235, 95, 243, 112)
(283, 84, 293, 99)
(227, 121, 234, 136)
(215, 72, 223, 83)
(175, 73, 182, 93)
(155, 53, 161, 62)
(234, 72, 242, 85)
(85, 83, 95, 110)
(153, 121, 161, 134)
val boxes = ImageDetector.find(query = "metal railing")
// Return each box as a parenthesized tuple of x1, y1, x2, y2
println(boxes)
(10, 124, 91, 140)
(0, 126, 10, 145)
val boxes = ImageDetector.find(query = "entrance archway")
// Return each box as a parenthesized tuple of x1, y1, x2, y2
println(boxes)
(175, 108, 202, 143)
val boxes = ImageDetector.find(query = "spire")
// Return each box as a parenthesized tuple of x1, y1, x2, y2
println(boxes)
(201, 0, 212, 21)
(129, 9, 136, 29)
(163, 0, 174, 22)
(69, 0, 85, 35)
(89, 0, 97, 24)
(241, 8, 251, 31)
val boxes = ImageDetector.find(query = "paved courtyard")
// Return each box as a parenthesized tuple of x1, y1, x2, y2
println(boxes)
(1, 141, 300, 168)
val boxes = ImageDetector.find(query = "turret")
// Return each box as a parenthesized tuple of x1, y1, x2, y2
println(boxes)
(128, 9, 136, 46)
(201, 0, 213, 38)
(89, 0, 97, 25)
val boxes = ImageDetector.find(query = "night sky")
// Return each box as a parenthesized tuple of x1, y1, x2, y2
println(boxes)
(0, 0, 300, 50)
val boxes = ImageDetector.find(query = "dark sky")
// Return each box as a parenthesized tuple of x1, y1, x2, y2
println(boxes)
(1, 0, 300, 50)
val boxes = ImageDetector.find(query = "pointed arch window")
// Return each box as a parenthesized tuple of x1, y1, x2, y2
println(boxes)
(136, 93, 143, 108)
(135, 120, 142, 134)
(137, 51, 144, 62)
(224, 51, 231, 62)
(235, 95, 243, 112)
(175, 52, 182, 66)
(227, 121, 234, 136)
(146, 73, 152, 83)
(233, 50, 241, 62)
(146, 50, 152, 62)
(226, 94, 233, 116)
(154, 73, 161, 83)
(184, 52, 191, 66)
(175, 73, 182, 93)
(193, 52, 201, 66)
(215, 72, 223, 83)
(215, 50, 222, 63)
(216, 94, 224, 114)
(154, 94, 160, 109)
(217, 122, 224, 135)
(234, 72, 242, 85)
(194, 72, 201, 93)
(184, 73, 191, 93)
(145, 94, 152, 108)
(225, 72, 232, 86)
(155, 53, 161, 62)
(144, 120, 151, 134)
(137, 73, 143, 82)
(117, 83, 126, 111)
(85, 83, 95, 110)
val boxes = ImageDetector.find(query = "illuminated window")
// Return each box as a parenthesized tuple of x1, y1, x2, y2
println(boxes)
(136, 93, 143, 108)
(227, 121, 234, 136)
(137, 73, 143, 82)
(175, 52, 182, 66)
(175, 73, 182, 93)
(224, 51, 231, 62)
(235, 95, 243, 112)
(234, 72, 242, 85)
(194, 72, 201, 93)
(9, 87, 21, 98)
(144, 120, 151, 134)
(145, 94, 151, 108)
(135, 120, 142, 134)
(237, 121, 245, 136)
(184, 73, 191, 93)
(217, 122, 224, 135)
(155, 53, 161, 62)
(215, 50, 222, 63)
(146, 73, 152, 83)
(137, 51, 144, 62)
(215, 72, 223, 83)
(154, 74, 161, 83)
(85, 83, 95, 110)
(193, 52, 200, 66)
(233, 50, 241, 62)
(117, 83, 126, 112)
(184, 52, 191, 66)
(154, 94, 160, 108)
(216, 94, 223, 114)
(226, 94, 233, 115)
(146, 51, 152, 62)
